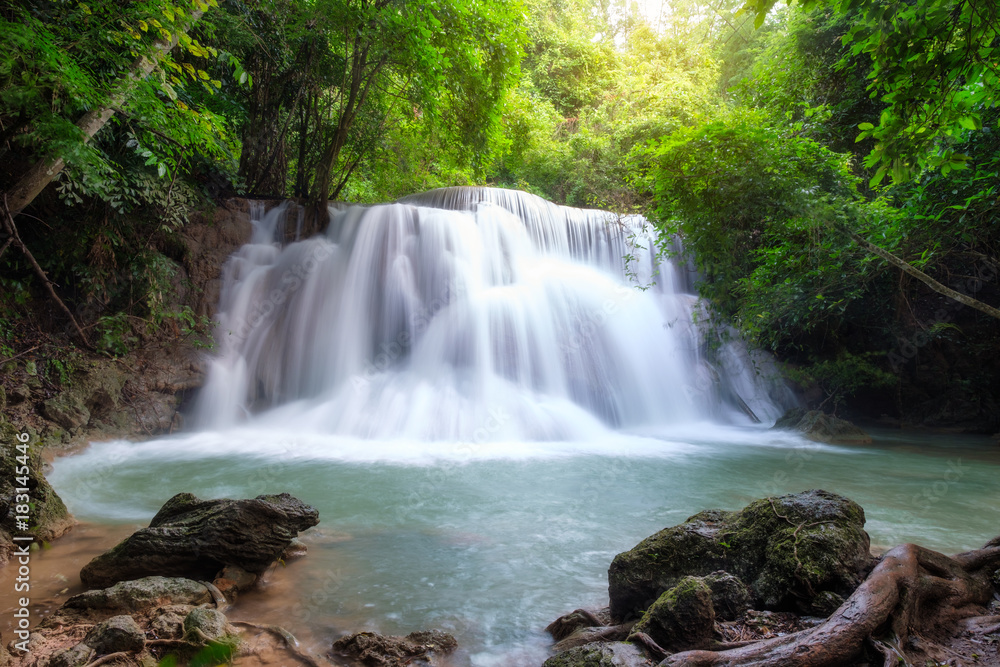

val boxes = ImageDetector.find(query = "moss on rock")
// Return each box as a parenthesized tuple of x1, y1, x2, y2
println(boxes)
(608, 509, 734, 619)
(541, 641, 651, 667)
(631, 575, 714, 652)
(0, 418, 74, 555)
(608, 490, 873, 619)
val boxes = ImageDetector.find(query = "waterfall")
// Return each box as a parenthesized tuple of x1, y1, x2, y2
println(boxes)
(193, 187, 795, 440)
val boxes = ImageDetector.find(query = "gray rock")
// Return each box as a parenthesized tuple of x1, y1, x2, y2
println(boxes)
(608, 490, 873, 619)
(331, 630, 457, 666)
(151, 610, 187, 639)
(83, 615, 145, 654)
(773, 408, 872, 444)
(631, 576, 714, 652)
(8, 385, 31, 404)
(42, 393, 90, 430)
(65, 576, 212, 611)
(80, 493, 319, 588)
(703, 571, 753, 621)
(542, 641, 651, 667)
(45, 643, 95, 667)
(183, 608, 229, 643)
(809, 590, 846, 616)
(213, 564, 258, 599)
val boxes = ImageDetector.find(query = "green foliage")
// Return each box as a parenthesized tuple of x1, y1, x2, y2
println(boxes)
(740, 0, 1000, 184)
(785, 352, 895, 412)
(495, 2, 723, 208)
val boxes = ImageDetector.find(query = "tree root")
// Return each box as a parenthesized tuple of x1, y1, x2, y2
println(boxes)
(82, 652, 129, 667)
(660, 541, 1000, 666)
(2, 195, 92, 348)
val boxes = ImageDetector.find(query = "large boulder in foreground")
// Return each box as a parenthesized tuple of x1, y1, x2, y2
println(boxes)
(773, 408, 872, 444)
(80, 492, 319, 588)
(608, 490, 873, 619)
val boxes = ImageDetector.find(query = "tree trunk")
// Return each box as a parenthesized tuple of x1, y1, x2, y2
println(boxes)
(661, 539, 1000, 666)
(836, 222, 1000, 321)
(4, 10, 205, 220)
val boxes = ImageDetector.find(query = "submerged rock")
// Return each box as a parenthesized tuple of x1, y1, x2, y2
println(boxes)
(330, 630, 457, 666)
(541, 641, 651, 667)
(608, 490, 873, 619)
(773, 408, 872, 444)
(80, 492, 319, 588)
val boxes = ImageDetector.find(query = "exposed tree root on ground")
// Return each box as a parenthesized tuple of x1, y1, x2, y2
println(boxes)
(661, 539, 1000, 666)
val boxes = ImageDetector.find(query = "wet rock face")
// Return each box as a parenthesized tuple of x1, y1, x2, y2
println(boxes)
(0, 419, 74, 556)
(773, 408, 872, 444)
(608, 490, 873, 619)
(80, 492, 319, 588)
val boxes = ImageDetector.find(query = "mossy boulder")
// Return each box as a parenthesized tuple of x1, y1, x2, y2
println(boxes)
(80, 492, 319, 588)
(631, 576, 714, 652)
(0, 420, 74, 556)
(773, 409, 872, 444)
(608, 490, 873, 619)
(541, 641, 650, 667)
(608, 509, 733, 619)
(702, 571, 753, 621)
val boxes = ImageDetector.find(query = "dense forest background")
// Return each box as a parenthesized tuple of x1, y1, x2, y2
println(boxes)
(1, 0, 998, 431)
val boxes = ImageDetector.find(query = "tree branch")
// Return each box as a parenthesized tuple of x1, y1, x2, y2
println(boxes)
(835, 222, 1000, 321)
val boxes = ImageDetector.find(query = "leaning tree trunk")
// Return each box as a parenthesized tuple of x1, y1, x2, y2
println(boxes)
(4, 10, 204, 220)
(661, 538, 1000, 666)
(835, 222, 1000, 321)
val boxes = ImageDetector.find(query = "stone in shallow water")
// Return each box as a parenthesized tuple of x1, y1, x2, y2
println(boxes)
(79, 492, 319, 588)
(330, 630, 457, 666)
(773, 408, 872, 444)
(608, 489, 873, 619)
(542, 641, 651, 667)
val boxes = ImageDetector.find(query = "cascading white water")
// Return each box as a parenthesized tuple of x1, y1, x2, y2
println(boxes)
(193, 187, 795, 440)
